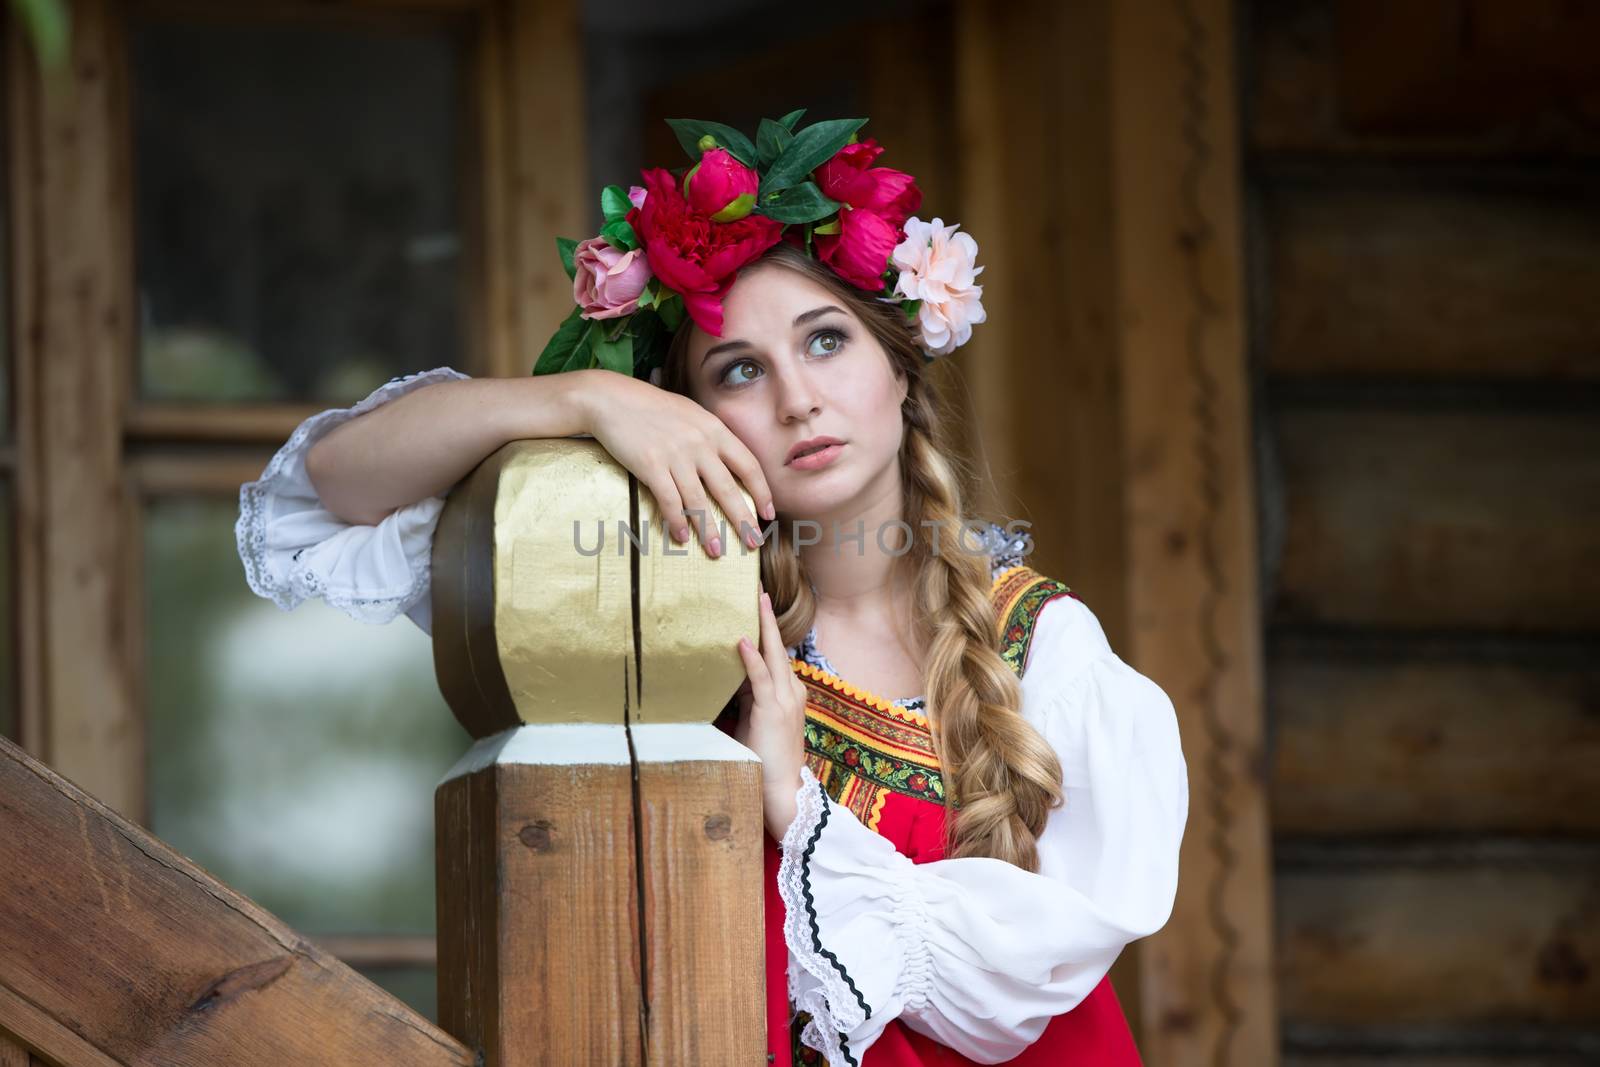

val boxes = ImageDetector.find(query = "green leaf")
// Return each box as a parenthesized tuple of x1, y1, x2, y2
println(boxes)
(777, 108, 806, 133)
(601, 218, 639, 251)
(533, 307, 589, 376)
(555, 236, 579, 281)
(664, 118, 758, 168)
(636, 278, 660, 310)
(656, 293, 685, 332)
(756, 117, 794, 170)
(759, 118, 867, 196)
(812, 215, 841, 235)
(755, 182, 841, 224)
(600, 184, 632, 222)
(561, 323, 599, 373)
(593, 330, 634, 375)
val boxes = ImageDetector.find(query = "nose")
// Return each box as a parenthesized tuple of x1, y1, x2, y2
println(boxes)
(774, 361, 822, 423)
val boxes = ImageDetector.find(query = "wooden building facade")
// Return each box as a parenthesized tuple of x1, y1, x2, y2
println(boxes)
(0, 0, 1595, 1063)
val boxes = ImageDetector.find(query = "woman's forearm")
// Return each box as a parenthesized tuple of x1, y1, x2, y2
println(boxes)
(305, 369, 603, 526)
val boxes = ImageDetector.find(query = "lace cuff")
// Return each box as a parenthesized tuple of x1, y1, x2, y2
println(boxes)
(776, 765, 929, 1065)
(235, 366, 471, 633)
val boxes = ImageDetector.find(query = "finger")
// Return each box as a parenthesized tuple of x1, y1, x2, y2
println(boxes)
(717, 431, 776, 522)
(643, 472, 690, 545)
(699, 459, 764, 552)
(757, 592, 789, 679)
(737, 634, 774, 704)
(672, 462, 722, 557)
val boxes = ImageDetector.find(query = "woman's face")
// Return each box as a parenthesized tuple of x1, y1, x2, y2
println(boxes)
(685, 264, 909, 524)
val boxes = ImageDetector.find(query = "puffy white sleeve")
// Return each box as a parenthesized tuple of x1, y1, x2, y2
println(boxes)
(235, 366, 472, 637)
(776, 594, 1189, 1065)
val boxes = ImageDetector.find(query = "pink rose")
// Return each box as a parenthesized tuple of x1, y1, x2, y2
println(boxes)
(890, 216, 986, 356)
(573, 235, 652, 320)
(814, 205, 900, 292)
(627, 184, 647, 209)
(682, 148, 759, 222)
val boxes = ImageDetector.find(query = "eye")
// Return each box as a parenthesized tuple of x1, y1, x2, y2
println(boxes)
(807, 328, 848, 357)
(719, 359, 762, 388)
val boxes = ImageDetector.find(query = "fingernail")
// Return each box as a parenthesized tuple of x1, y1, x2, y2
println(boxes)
(744, 527, 760, 549)
(763, 502, 776, 520)
(675, 525, 689, 543)
(708, 536, 722, 557)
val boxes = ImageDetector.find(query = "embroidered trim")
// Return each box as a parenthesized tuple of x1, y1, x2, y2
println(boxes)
(866, 786, 890, 832)
(804, 718, 945, 808)
(990, 565, 1080, 678)
(791, 660, 930, 726)
(779, 767, 869, 1067)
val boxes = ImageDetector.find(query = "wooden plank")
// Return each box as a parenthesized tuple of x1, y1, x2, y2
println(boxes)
(7, 0, 143, 817)
(435, 728, 644, 1066)
(493, 0, 588, 379)
(1269, 645, 1600, 834)
(129, 452, 280, 497)
(958, 0, 1279, 1057)
(1099, 0, 1281, 1061)
(1260, 181, 1600, 380)
(1276, 857, 1600, 1028)
(1271, 409, 1600, 631)
(1248, 0, 1600, 158)
(0, 735, 473, 1067)
(0, 1031, 30, 1067)
(631, 725, 765, 1063)
(1283, 1052, 1597, 1066)
(126, 403, 328, 445)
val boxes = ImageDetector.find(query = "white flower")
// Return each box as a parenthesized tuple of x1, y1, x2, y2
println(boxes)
(890, 216, 986, 357)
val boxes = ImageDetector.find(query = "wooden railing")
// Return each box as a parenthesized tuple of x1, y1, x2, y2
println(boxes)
(0, 733, 473, 1066)
(0, 437, 766, 1066)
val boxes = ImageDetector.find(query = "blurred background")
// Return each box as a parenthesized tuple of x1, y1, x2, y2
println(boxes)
(0, 0, 1596, 1064)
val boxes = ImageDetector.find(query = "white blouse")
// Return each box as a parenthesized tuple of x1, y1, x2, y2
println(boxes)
(235, 368, 1190, 1066)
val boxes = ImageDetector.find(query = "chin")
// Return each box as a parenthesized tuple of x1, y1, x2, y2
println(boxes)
(774, 472, 863, 525)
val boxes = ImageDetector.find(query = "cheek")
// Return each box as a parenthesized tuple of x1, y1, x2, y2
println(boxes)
(713, 405, 784, 472)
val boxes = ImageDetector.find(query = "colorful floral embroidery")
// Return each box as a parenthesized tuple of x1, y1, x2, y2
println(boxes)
(791, 565, 1081, 830)
(991, 564, 1080, 678)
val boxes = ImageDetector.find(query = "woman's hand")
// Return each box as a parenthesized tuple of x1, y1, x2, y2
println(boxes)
(576, 370, 776, 557)
(733, 590, 807, 840)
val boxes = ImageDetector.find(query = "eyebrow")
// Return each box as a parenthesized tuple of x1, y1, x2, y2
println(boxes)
(700, 305, 847, 366)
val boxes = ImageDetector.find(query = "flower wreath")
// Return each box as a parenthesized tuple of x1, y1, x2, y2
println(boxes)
(535, 110, 985, 384)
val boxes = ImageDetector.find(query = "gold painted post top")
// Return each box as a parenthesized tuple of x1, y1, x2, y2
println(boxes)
(430, 438, 761, 739)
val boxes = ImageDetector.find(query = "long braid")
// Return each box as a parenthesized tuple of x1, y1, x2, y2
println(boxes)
(901, 383, 1063, 871)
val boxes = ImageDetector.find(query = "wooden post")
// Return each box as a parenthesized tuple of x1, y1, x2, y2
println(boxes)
(431, 439, 765, 1066)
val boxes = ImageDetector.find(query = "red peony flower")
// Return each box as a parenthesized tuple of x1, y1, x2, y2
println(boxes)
(628, 167, 783, 335)
(813, 205, 900, 291)
(682, 148, 758, 221)
(843, 747, 861, 767)
(813, 137, 923, 230)
(908, 772, 928, 792)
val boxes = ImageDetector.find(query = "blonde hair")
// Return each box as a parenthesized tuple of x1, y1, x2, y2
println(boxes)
(662, 241, 1063, 872)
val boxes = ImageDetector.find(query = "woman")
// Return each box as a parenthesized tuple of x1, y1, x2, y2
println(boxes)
(236, 114, 1188, 1066)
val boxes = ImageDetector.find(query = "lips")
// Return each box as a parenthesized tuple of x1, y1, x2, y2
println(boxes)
(786, 435, 845, 466)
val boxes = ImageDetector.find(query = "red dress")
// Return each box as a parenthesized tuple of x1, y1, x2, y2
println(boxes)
(721, 566, 1147, 1066)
